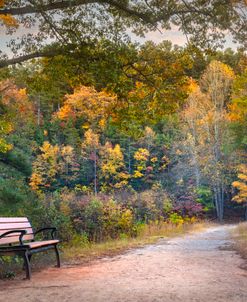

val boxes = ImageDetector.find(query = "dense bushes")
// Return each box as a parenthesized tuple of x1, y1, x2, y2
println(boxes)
(21, 187, 205, 243)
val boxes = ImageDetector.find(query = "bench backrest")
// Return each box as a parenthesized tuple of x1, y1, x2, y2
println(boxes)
(0, 217, 34, 245)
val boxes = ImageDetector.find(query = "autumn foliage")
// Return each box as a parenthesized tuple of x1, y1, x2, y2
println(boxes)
(0, 41, 247, 246)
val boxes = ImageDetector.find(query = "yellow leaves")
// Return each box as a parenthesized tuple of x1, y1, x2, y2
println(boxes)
(137, 165, 143, 171)
(55, 85, 117, 130)
(117, 208, 134, 230)
(56, 104, 74, 120)
(1, 121, 13, 133)
(98, 119, 106, 129)
(221, 63, 235, 79)
(61, 145, 74, 157)
(228, 103, 242, 121)
(29, 172, 43, 192)
(134, 148, 150, 161)
(30, 141, 78, 193)
(0, 137, 12, 153)
(40, 141, 59, 160)
(112, 144, 124, 161)
(238, 173, 247, 182)
(228, 72, 247, 122)
(118, 172, 130, 179)
(188, 79, 199, 93)
(128, 81, 153, 101)
(206, 60, 235, 81)
(135, 81, 144, 89)
(30, 142, 59, 192)
(101, 162, 116, 175)
(232, 164, 247, 203)
(83, 129, 100, 148)
(18, 88, 26, 96)
(99, 142, 129, 190)
(114, 180, 128, 189)
(133, 170, 144, 178)
(100, 143, 124, 175)
(82, 123, 90, 129)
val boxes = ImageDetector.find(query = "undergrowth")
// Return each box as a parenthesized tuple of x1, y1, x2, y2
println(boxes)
(232, 222, 247, 259)
(61, 221, 206, 264)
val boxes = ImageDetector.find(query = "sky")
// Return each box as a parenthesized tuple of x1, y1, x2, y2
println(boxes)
(0, 25, 238, 58)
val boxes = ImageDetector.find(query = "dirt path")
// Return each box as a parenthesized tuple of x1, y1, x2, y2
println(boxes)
(1, 225, 247, 302)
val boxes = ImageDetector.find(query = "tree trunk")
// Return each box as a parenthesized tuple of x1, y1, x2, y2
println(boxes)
(94, 148, 97, 196)
(214, 184, 224, 222)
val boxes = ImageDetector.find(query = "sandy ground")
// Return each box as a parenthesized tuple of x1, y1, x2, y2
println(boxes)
(0, 225, 247, 302)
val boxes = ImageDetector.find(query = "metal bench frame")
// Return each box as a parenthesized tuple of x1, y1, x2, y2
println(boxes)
(0, 218, 60, 280)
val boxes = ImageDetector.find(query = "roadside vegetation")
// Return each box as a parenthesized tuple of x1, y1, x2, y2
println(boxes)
(232, 223, 247, 260)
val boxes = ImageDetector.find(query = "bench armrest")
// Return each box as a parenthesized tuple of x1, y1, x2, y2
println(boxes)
(34, 227, 57, 240)
(0, 230, 27, 245)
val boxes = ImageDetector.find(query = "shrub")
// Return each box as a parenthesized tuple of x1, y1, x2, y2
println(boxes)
(168, 213, 184, 225)
(25, 197, 75, 241)
(102, 200, 135, 239)
(195, 186, 214, 211)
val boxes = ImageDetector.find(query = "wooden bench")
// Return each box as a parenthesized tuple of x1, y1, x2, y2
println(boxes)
(0, 217, 60, 279)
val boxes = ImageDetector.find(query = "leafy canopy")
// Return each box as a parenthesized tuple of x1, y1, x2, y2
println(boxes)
(0, 0, 246, 67)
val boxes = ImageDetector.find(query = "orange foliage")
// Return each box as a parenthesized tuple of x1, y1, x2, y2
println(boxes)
(0, 14, 18, 27)
(0, 80, 34, 119)
(232, 164, 247, 203)
(55, 86, 117, 129)
(0, 1, 18, 28)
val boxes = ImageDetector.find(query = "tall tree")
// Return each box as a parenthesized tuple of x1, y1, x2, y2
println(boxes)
(30, 141, 60, 194)
(55, 85, 117, 131)
(99, 142, 129, 191)
(81, 129, 101, 195)
(181, 61, 234, 220)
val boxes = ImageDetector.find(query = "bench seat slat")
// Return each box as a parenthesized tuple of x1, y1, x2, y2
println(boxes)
(0, 222, 32, 230)
(28, 240, 59, 249)
(0, 228, 33, 236)
(0, 234, 34, 245)
(0, 218, 28, 223)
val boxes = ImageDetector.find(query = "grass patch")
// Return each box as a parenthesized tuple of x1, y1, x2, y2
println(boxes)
(61, 221, 206, 265)
(232, 222, 247, 259)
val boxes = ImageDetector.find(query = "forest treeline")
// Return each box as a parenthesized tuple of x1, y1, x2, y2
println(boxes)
(0, 42, 246, 241)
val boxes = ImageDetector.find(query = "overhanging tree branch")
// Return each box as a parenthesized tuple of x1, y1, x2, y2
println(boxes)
(0, 0, 154, 24)
(0, 46, 79, 68)
(0, 0, 98, 15)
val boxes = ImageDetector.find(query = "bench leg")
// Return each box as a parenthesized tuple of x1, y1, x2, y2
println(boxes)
(23, 252, 31, 280)
(22, 254, 32, 270)
(54, 245, 61, 268)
